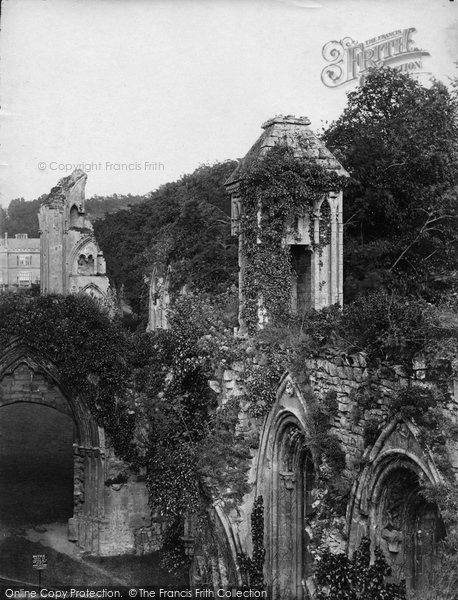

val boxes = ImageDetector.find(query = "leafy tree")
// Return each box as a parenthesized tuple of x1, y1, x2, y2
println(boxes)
(94, 161, 238, 316)
(4, 197, 41, 237)
(0, 206, 7, 236)
(131, 291, 249, 517)
(85, 193, 146, 221)
(324, 67, 458, 301)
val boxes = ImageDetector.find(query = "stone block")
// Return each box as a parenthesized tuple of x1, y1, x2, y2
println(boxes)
(68, 517, 78, 542)
(328, 363, 338, 377)
(223, 370, 236, 381)
(340, 416, 350, 428)
(337, 367, 347, 378)
(352, 367, 363, 382)
(129, 513, 151, 529)
(208, 380, 221, 394)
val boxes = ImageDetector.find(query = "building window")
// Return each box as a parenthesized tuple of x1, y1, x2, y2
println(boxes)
(17, 255, 32, 266)
(18, 271, 32, 286)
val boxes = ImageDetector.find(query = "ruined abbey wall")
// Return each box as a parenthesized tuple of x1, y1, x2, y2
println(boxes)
(39, 170, 110, 300)
(208, 350, 458, 596)
(0, 341, 155, 557)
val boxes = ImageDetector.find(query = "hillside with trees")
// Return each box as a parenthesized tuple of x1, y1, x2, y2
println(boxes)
(93, 160, 239, 316)
(0, 193, 145, 238)
(92, 69, 457, 324)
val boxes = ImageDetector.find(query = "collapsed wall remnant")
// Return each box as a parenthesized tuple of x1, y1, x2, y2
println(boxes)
(38, 169, 110, 299)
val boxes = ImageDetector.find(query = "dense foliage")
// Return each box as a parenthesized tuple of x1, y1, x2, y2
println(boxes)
(293, 291, 457, 372)
(94, 161, 238, 315)
(85, 193, 146, 220)
(315, 537, 406, 600)
(0, 193, 144, 238)
(0, 293, 137, 461)
(0, 197, 42, 237)
(129, 291, 251, 519)
(324, 67, 458, 301)
(238, 496, 265, 590)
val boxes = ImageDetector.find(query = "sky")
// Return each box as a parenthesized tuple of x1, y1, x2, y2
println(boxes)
(1, 0, 457, 205)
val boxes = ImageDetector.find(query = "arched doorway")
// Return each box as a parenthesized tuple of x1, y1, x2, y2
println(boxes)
(0, 343, 105, 553)
(373, 462, 445, 591)
(255, 375, 315, 600)
(0, 403, 75, 529)
(274, 420, 314, 599)
(348, 417, 446, 595)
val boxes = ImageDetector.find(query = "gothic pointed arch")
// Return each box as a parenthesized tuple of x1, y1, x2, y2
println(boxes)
(80, 281, 107, 300)
(347, 414, 445, 592)
(69, 203, 84, 229)
(0, 337, 105, 552)
(255, 372, 316, 600)
(189, 502, 243, 588)
(70, 236, 99, 274)
(212, 500, 243, 585)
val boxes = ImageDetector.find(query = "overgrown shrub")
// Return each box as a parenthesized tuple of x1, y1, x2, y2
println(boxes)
(315, 537, 406, 600)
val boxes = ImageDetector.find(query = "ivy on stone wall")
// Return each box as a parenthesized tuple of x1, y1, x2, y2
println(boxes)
(0, 292, 137, 462)
(315, 537, 406, 600)
(238, 496, 265, 591)
(131, 291, 253, 554)
(241, 330, 290, 419)
(238, 145, 347, 333)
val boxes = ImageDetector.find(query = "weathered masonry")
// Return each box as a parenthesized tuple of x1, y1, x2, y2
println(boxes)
(225, 115, 347, 332)
(0, 338, 156, 556)
(0, 170, 154, 556)
(39, 169, 110, 299)
(192, 115, 457, 598)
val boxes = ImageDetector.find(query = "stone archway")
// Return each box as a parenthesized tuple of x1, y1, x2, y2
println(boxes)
(348, 416, 445, 593)
(0, 340, 105, 553)
(0, 402, 74, 528)
(372, 462, 446, 590)
(255, 374, 315, 600)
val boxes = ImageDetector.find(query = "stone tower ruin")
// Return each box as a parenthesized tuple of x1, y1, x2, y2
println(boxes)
(38, 169, 110, 299)
(225, 115, 348, 332)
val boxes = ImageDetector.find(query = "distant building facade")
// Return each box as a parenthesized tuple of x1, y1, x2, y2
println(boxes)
(0, 233, 41, 290)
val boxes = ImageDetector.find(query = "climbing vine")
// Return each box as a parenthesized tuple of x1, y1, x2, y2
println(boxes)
(238, 145, 347, 333)
(238, 496, 265, 590)
(130, 291, 254, 572)
(315, 537, 406, 599)
(0, 292, 137, 462)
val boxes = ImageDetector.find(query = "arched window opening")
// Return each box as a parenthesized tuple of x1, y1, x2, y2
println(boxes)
(77, 254, 95, 275)
(69, 205, 81, 229)
(290, 245, 312, 316)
